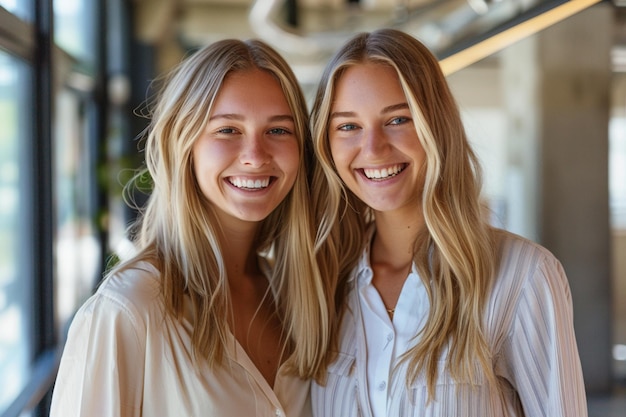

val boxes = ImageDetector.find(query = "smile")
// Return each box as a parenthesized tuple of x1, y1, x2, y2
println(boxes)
(362, 164, 406, 180)
(227, 176, 272, 189)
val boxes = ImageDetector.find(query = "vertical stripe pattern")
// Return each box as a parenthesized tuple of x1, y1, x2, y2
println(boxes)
(311, 230, 587, 417)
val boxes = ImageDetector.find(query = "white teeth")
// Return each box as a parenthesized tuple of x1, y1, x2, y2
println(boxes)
(229, 177, 270, 189)
(363, 164, 404, 179)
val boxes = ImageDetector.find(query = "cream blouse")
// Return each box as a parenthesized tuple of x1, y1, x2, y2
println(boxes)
(50, 263, 311, 417)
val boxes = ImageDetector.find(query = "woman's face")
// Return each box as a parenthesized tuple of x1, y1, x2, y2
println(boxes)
(328, 63, 426, 215)
(192, 69, 300, 227)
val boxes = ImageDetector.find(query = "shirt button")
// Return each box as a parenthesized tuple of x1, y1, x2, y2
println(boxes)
(387, 333, 393, 341)
(378, 381, 387, 391)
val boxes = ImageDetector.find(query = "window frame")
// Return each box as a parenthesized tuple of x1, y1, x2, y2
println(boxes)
(0, 1, 57, 416)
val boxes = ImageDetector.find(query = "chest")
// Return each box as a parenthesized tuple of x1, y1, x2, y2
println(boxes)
(141, 317, 310, 417)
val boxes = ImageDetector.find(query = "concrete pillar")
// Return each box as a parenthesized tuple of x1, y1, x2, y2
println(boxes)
(537, 5, 613, 393)
(500, 39, 540, 242)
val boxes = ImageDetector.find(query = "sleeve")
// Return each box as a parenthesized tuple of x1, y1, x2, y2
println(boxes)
(497, 253, 588, 417)
(49, 292, 146, 417)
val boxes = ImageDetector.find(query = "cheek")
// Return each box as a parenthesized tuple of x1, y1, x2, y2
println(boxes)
(191, 159, 211, 199)
(329, 141, 353, 177)
(277, 140, 301, 181)
(328, 138, 343, 165)
(191, 142, 219, 194)
(192, 148, 208, 177)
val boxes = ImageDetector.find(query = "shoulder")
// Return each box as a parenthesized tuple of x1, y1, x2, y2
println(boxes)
(494, 229, 561, 273)
(52, 264, 162, 416)
(487, 229, 572, 340)
(96, 261, 161, 306)
(72, 261, 164, 336)
(56, 263, 163, 373)
(492, 229, 567, 294)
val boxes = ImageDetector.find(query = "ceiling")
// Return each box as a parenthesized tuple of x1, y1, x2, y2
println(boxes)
(132, 0, 606, 82)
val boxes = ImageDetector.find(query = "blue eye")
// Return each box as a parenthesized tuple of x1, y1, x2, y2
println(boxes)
(338, 123, 358, 131)
(216, 127, 238, 134)
(389, 116, 409, 125)
(268, 127, 291, 135)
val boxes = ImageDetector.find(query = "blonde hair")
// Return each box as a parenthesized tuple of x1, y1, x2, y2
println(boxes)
(311, 29, 498, 396)
(118, 39, 331, 379)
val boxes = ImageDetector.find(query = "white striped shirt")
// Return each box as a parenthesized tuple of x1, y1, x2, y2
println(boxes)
(312, 229, 587, 417)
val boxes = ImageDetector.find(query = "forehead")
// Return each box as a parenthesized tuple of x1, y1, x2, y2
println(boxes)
(331, 63, 406, 109)
(336, 61, 398, 81)
(211, 69, 292, 114)
(219, 69, 282, 96)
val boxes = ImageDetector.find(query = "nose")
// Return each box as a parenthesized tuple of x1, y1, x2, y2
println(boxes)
(361, 125, 389, 158)
(240, 134, 271, 167)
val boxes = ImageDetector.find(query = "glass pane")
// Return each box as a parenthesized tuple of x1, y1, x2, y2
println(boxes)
(0, 0, 32, 22)
(0, 50, 33, 413)
(53, 0, 95, 68)
(53, 88, 101, 330)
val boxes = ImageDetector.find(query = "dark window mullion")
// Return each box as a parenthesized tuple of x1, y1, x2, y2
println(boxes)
(32, 0, 56, 414)
(33, 0, 54, 357)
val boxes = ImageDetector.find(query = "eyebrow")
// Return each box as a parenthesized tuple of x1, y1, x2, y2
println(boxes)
(330, 102, 409, 119)
(209, 113, 294, 123)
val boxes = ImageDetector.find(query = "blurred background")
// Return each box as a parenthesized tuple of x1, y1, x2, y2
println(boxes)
(0, 0, 625, 415)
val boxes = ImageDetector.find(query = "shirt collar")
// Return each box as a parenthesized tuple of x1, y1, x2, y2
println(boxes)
(353, 225, 376, 289)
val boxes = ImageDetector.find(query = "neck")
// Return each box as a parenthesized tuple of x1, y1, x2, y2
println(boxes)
(219, 222, 263, 286)
(371, 210, 424, 269)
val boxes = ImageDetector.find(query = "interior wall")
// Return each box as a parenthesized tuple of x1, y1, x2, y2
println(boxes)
(538, 4, 613, 393)
(611, 69, 626, 382)
(614, 231, 626, 380)
(447, 3, 616, 394)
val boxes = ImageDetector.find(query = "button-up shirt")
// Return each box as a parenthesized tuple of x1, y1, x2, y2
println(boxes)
(50, 262, 311, 417)
(358, 243, 429, 417)
(312, 229, 587, 417)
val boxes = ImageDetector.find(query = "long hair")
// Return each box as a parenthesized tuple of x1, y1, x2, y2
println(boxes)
(118, 39, 331, 379)
(311, 29, 498, 396)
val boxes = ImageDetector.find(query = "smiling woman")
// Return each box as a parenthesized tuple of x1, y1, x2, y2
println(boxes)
(193, 69, 300, 225)
(310, 28, 587, 417)
(49, 38, 332, 417)
(327, 63, 426, 216)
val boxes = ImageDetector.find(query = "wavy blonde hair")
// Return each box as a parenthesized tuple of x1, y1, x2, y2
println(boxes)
(117, 39, 331, 379)
(311, 29, 498, 396)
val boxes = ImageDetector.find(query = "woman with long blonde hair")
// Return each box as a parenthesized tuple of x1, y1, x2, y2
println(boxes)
(311, 28, 586, 416)
(50, 38, 331, 417)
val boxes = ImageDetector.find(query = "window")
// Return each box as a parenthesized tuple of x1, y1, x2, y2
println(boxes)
(0, 0, 126, 415)
(0, 49, 34, 414)
(0, 0, 32, 22)
(52, 0, 101, 334)
(53, 87, 101, 330)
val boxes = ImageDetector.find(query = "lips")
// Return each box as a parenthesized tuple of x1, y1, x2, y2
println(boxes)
(362, 163, 407, 180)
(227, 176, 273, 190)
